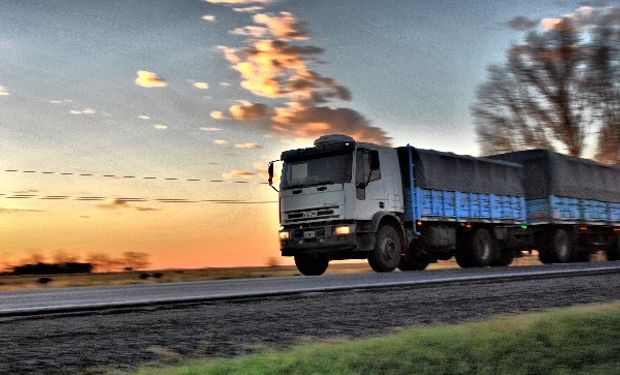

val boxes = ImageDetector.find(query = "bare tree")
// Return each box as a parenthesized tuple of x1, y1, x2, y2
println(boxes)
(87, 253, 116, 272)
(472, 12, 619, 162)
(52, 250, 79, 264)
(587, 17, 620, 163)
(122, 251, 150, 271)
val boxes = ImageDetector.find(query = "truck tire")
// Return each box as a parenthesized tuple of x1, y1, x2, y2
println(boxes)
(368, 225, 402, 272)
(540, 229, 574, 263)
(398, 253, 429, 271)
(606, 234, 620, 261)
(455, 228, 495, 268)
(294, 255, 329, 276)
(492, 248, 514, 267)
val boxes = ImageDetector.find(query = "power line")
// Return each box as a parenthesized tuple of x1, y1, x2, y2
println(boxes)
(0, 193, 276, 204)
(2, 168, 270, 185)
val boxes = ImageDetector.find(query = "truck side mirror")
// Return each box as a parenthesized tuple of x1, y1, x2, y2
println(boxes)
(268, 162, 274, 186)
(267, 161, 279, 192)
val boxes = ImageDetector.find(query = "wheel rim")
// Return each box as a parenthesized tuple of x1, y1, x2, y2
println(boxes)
(476, 236, 491, 262)
(382, 238, 397, 261)
(555, 232, 569, 261)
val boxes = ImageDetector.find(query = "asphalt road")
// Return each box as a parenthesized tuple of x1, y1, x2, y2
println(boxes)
(1, 266, 619, 375)
(1, 261, 619, 316)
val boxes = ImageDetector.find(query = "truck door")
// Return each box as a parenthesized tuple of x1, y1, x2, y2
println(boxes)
(355, 148, 385, 218)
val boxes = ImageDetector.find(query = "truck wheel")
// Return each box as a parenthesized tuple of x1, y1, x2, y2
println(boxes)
(549, 229, 574, 263)
(294, 255, 329, 276)
(538, 248, 556, 264)
(492, 249, 514, 267)
(606, 235, 620, 261)
(368, 225, 402, 272)
(398, 253, 429, 271)
(456, 228, 494, 268)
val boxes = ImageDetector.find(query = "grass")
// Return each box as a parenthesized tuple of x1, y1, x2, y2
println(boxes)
(126, 301, 620, 375)
(0, 253, 557, 291)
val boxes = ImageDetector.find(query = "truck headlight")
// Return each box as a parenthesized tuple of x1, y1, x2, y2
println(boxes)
(334, 225, 354, 236)
(279, 230, 290, 241)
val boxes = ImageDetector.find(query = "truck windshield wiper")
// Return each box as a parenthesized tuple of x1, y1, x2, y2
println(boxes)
(283, 180, 337, 189)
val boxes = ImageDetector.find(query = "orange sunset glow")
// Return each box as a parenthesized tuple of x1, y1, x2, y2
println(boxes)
(3, 0, 615, 271)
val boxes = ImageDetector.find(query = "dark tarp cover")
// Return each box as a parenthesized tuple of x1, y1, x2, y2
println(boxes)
(397, 147, 524, 196)
(488, 149, 620, 202)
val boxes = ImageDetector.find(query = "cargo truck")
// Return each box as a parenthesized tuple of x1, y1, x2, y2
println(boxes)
(267, 134, 620, 275)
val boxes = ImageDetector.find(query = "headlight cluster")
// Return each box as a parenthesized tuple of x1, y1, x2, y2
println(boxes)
(278, 230, 290, 241)
(334, 224, 354, 236)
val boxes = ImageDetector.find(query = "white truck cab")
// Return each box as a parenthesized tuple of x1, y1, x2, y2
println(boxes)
(270, 134, 407, 275)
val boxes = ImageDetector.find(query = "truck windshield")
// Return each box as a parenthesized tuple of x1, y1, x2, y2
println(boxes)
(281, 153, 353, 189)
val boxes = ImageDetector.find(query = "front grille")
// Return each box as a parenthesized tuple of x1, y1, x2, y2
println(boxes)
(285, 205, 340, 222)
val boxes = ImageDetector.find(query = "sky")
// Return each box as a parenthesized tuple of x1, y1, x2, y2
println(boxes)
(1, 0, 614, 270)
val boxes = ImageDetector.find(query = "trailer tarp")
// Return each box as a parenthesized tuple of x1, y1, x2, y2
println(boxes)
(397, 147, 524, 196)
(488, 149, 620, 202)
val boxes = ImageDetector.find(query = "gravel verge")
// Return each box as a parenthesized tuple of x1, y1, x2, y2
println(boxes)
(0, 272, 618, 374)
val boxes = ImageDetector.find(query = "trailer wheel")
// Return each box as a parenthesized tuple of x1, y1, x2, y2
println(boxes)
(398, 253, 429, 271)
(368, 225, 402, 272)
(294, 255, 329, 276)
(543, 229, 576, 263)
(492, 249, 514, 267)
(456, 228, 494, 268)
(606, 234, 620, 261)
(538, 249, 556, 264)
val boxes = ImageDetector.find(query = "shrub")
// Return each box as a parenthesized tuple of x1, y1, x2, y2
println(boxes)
(37, 277, 52, 284)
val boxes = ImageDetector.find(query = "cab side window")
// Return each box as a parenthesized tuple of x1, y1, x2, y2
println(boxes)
(356, 149, 381, 185)
(368, 150, 381, 182)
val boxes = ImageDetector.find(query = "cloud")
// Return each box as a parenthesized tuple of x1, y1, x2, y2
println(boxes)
(50, 99, 73, 104)
(210, 110, 224, 120)
(0, 206, 44, 214)
(218, 10, 392, 145)
(221, 40, 325, 99)
(213, 139, 229, 145)
(138, 115, 151, 120)
(273, 105, 390, 145)
(135, 70, 167, 88)
(69, 107, 96, 115)
(234, 142, 262, 149)
(153, 124, 168, 130)
(229, 101, 272, 120)
(233, 6, 263, 13)
(253, 12, 309, 40)
(506, 16, 539, 31)
(540, 5, 618, 31)
(199, 127, 222, 131)
(540, 17, 565, 31)
(201, 15, 216, 22)
(204, 0, 272, 4)
(230, 26, 268, 37)
(12, 189, 39, 194)
(98, 198, 158, 212)
(193, 81, 210, 89)
(223, 170, 255, 179)
(0, 85, 10, 96)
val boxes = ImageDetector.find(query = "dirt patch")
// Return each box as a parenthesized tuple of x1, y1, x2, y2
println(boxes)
(0, 272, 618, 374)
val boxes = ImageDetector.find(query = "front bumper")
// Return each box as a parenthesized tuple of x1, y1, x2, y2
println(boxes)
(280, 222, 374, 258)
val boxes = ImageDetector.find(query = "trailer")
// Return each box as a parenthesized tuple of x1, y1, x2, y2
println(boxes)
(269, 134, 619, 275)
(489, 150, 620, 263)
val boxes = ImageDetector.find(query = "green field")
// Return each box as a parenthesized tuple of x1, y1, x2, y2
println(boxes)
(127, 301, 620, 375)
